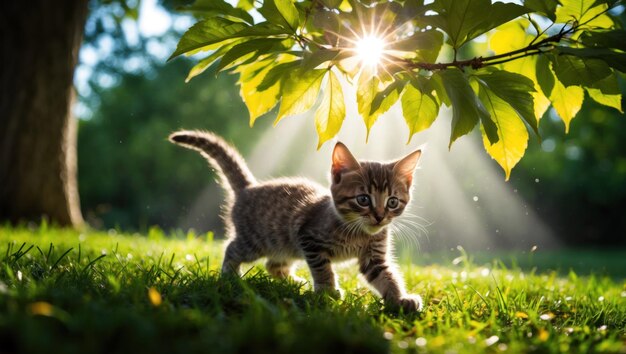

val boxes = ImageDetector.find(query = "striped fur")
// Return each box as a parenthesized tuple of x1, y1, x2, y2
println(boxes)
(169, 131, 256, 192)
(169, 131, 423, 312)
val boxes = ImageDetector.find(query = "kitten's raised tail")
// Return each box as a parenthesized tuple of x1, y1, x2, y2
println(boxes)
(169, 130, 256, 192)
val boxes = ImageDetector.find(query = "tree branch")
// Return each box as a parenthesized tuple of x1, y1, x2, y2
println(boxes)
(400, 28, 573, 71)
(394, 4, 616, 72)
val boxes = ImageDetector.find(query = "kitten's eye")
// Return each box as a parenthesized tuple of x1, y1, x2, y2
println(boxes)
(387, 197, 399, 209)
(356, 194, 371, 207)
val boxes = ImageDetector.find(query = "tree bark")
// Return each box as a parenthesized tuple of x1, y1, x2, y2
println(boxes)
(0, 0, 88, 227)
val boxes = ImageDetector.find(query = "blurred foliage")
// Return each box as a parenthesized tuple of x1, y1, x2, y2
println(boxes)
(511, 96, 626, 245)
(78, 60, 264, 230)
(77, 1, 265, 230)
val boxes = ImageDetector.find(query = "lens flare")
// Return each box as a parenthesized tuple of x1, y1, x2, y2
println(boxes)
(355, 35, 386, 67)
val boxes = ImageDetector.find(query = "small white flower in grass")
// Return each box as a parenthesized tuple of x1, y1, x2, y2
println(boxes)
(397, 341, 408, 349)
(598, 325, 607, 332)
(452, 257, 463, 265)
(530, 245, 538, 252)
(78, 233, 86, 242)
(383, 332, 393, 340)
(485, 335, 499, 346)
(540, 313, 555, 321)
(598, 296, 604, 302)
(481, 268, 490, 277)
(565, 296, 573, 301)
(17, 270, 22, 281)
(185, 254, 193, 261)
(467, 336, 476, 344)
(473, 196, 479, 202)
(415, 337, 427, 347)
(126, 253, 133, 260)
(498, 343, 508, 351)
(621, 291, 626, 298)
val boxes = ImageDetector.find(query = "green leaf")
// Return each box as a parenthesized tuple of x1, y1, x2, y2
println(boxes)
(401, 81, 439, 143)
(589, 72, 620, 94)
(185, 0, 254, 24)
(301, 49, 343, 71)
(550, 76, 584, 133)
(430, 73, 451, 106)
(370, 80, 404, 117)
(315, 71, 346, 148)
(556, 0, 612, 26)
(475, 70, 538, 136)
(523, 0, 559, 21)
(238, 60, 282, 126)
(169, 18, 247, 60)
(556, 47, 626, 73)
(425, 0, 530, 49)
(587, 88, 623, 112)
(536, 55, 555, 97)
(478, 86, 529, 181)
(437, 69, 493, 147)
(320, 0, 343, 8)
(259, 0, 300, 30)
(393, 30, 443, 62)
(551, 54, 612, 87)
(356, 69, 382, 140)
(233, 22, 293, 37)
(276, 69, 326, 124)
(257, 60, 301, 91)
(236, 0, 254, 11)
(185, 43, 237, 82)
(581, 30, 626, 52)
(397, 0, 427, 24)
(216, 38, 287, 72)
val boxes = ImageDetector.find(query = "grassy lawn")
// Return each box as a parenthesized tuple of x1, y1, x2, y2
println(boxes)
(0, 226, 624, 354)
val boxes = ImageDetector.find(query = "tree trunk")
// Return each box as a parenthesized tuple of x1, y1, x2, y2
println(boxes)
(0, 1, 88, 227)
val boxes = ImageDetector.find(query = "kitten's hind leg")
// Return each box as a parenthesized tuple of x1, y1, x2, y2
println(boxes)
(265, 259, 292, 279)
(221, 240, 248, 276)
(266, 259, 305, 283)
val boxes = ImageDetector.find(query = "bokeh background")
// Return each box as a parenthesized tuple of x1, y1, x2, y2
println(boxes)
(76, 0, 626, 266)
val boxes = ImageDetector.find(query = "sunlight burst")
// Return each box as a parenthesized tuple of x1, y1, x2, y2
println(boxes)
(355, 35, 386, 67)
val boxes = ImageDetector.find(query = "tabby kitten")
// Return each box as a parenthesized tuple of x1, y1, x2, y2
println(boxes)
(169, 130, 423, 312)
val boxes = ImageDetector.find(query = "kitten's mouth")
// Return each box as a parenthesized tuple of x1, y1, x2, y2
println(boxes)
(363, 221, 388, 234)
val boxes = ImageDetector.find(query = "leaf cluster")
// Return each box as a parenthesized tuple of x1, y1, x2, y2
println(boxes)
(170, 0, 625, 179)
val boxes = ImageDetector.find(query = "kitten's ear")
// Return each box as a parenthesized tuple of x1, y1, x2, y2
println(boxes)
(332, 142, 360, 183)
(393, 149, 422, 187)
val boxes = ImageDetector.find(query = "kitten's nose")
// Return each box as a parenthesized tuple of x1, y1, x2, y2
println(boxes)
(373, 214, 384, 224)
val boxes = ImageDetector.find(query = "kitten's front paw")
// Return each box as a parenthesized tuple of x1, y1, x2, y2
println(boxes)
(397, 294, 423, 312)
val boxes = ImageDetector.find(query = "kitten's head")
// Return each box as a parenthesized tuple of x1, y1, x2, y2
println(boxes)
(330, 142, 422, 235)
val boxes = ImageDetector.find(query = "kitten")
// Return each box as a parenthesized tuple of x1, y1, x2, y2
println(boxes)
(169, 130, 423, 312)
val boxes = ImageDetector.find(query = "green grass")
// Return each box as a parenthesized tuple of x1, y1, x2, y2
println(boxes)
(1, 226, 624, 354)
